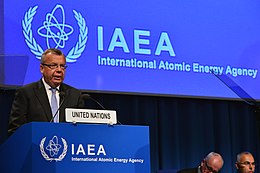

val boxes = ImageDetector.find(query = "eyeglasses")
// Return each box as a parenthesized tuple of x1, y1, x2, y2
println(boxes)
(205, 161, 218, 173)
(238, 161, 256, 167)
(42, 63, 68, 70)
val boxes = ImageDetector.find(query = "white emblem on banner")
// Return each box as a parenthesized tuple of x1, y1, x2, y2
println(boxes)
(40, 136, 68, 161)
(22, 4, 88, 62)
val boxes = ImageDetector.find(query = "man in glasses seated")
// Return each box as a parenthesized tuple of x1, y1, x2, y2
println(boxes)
(8, 48, 84, 135)
(235, 152, 255, 173)
(177, 152, 224, 173)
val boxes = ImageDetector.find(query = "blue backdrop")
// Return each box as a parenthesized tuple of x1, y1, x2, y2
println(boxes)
(2, 0, 260, 100)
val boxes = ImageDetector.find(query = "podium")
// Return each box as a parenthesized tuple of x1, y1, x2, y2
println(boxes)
(0, 122, 150, 173)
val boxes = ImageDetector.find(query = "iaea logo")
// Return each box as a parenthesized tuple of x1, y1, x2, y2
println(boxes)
(22, 4, 88, 63)
(40, 136, 68, 161)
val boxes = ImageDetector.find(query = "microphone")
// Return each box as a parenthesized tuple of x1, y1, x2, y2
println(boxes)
(49, 91, 66, 123)
(81, 94, 122, 125)
(81, 94, 106, 109)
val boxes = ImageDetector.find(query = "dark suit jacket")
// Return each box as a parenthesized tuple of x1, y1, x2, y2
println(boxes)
(8, 80, 84, 135)
(177, 168, 198, 173)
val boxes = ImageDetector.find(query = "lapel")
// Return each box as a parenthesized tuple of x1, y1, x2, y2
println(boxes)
(58, 83, 69, 122)
(34, 80, 53, 121)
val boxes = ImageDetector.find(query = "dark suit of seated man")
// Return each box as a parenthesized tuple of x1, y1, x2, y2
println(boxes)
(8, 48, 84, 135)
(177, 152, 224, 173)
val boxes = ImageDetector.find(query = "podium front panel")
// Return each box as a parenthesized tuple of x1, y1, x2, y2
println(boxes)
(0, 122, 150, 173)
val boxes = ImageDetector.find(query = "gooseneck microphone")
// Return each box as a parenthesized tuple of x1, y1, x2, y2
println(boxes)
(49, 91, 66, 123)
(81, 94, 122, 125)
(81, 94, 106, 109)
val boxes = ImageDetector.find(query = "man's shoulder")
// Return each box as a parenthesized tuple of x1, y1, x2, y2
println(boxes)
(61, 83, 77, 90)
(61, 83, 81, 93)
(18, 80, 42, 90)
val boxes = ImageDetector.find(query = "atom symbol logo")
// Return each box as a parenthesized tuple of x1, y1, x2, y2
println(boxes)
(22, 4, 88, 62)
(38, 5, 73, 49)
(46, 136, 62, 157)
(40, 136, 68, 161)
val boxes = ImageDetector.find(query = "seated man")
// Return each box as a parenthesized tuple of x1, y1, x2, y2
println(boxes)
(235, 151, 255, 173)
(177, 152, 224, 173)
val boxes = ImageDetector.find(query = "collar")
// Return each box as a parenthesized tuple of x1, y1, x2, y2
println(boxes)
(41, 78, 60, 91)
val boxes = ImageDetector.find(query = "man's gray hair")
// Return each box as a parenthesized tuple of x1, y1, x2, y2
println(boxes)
(205, 152, 224, 164)
(236, 151, 252, 162)
(40, 48, 65, 63)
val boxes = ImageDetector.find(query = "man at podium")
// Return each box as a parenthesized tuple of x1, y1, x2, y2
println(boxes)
(8, 48, 84, 135)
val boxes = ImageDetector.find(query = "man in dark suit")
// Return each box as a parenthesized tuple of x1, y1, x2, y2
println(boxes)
(177, 152, 224, 173)
(8, 48, 84, 135)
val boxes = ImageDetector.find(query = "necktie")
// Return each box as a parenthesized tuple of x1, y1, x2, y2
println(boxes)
(50, 88, 59, 123)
